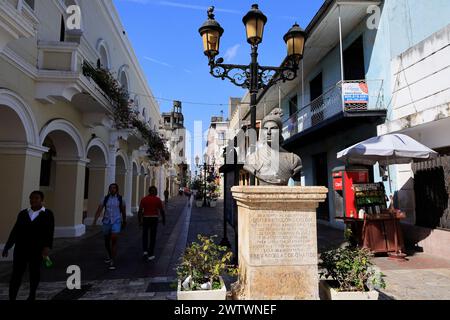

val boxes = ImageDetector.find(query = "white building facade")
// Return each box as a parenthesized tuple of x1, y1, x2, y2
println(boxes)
(0, 0, 167, 255)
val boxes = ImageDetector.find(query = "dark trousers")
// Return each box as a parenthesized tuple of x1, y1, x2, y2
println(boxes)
(9, 251, 42, 300)
(142, 217, 159, 256)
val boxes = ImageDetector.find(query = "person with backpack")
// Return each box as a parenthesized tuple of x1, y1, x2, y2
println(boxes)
(93, 183, 126, 270)
(138, 186, 165, 261)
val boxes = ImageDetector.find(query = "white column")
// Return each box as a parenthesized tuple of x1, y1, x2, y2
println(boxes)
(158, 166, 164, 198)
(0, 144, 46, 261)
(338, 4, 346, 110)
(125, 157, 133, 216)
(107, 144, 117, 186)
(53, 159, 88, 238)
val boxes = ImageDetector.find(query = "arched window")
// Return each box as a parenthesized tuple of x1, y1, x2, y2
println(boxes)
(96, 39, 110, 70)
(99, 46, 109, 69)
(119, 69, 129, 92)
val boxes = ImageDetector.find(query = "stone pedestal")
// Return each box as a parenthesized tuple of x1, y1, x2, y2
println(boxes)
(231, 186, 328, 300)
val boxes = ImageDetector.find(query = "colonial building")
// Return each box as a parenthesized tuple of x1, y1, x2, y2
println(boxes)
(251, 0, 450, 258)
(205, 114, 229, 194)
(0, 0, 169, 256)
(160, 100, 187, 197)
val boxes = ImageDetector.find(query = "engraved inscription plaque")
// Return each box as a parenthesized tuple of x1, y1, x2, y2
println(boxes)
(248, 211, 317, 266)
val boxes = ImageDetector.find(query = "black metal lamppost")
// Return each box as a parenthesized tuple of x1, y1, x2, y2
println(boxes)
(199, 4, 306, 185)
(195, 154, 216, 207)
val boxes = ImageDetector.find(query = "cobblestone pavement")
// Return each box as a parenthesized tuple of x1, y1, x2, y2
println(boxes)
(317, 223, 450, 300)
(2, 199, 449, 300)
(0, 195, 191, 300)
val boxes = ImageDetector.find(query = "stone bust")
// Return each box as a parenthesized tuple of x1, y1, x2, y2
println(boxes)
(244, 108, 302, 185)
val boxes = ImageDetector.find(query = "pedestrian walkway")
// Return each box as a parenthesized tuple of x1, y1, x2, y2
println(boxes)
(0, 195, 191, 300)
(2, 197, 448, 300)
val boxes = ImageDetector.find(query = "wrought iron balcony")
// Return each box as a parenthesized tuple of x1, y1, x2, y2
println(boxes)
(282, 80, 386, 142)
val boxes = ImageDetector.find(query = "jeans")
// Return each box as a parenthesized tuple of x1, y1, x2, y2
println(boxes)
(9, 251, 42, 300)
(142, 217, 159, 256)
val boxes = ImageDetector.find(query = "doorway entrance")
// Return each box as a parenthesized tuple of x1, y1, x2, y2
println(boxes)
(344, 36, 365, 81)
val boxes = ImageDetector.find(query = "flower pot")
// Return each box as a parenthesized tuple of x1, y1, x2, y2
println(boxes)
(177, 277, 227, 300)
(196, 200, 203, 208)
(210, 200, 217, 208)
(319, 280, 379, 300)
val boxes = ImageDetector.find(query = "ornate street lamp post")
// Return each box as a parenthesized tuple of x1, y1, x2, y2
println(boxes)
(199, 4, 306, 185)
(195, 154, 216, 207)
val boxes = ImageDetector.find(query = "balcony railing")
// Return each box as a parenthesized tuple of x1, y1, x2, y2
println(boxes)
(282, 80, 385, 140)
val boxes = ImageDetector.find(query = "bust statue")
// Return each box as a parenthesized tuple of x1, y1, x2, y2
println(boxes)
(244, 108, 302, 185)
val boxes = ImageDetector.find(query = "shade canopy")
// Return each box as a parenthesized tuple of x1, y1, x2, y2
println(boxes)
(337, 134, 438, 166)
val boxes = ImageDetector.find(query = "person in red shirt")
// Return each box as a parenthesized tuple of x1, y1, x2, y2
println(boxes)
(138, 186, 165, 261)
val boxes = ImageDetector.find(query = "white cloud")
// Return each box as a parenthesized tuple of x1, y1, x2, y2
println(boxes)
(144, 56, 173, 68)
(224, 44, 240, 61)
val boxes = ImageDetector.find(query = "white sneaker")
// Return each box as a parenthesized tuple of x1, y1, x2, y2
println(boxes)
(104, 258, 112, 264)
(108, 261, 116, 270)
(147, 255, 155, 261)
(143, 251, 148, 257)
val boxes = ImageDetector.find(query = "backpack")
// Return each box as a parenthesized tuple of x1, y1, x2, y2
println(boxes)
(103, 194, 123, 209)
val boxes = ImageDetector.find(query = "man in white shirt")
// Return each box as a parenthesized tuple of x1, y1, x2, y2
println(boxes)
(2, 191, 55, 300)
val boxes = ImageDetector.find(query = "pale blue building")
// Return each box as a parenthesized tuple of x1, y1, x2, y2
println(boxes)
(253, 0, 450, 258)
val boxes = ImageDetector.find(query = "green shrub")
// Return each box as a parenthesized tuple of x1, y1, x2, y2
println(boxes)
(176, 235, 237, 291)
(319, 246, 386, 292)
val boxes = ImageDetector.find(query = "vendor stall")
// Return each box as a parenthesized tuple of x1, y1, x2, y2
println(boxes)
(336, 134, 438, 259)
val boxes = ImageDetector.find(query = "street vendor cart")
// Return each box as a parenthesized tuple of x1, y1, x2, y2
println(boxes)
(336, 134, 438, 259)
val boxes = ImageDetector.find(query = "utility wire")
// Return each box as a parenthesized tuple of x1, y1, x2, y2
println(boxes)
(126, 89, 298, 107)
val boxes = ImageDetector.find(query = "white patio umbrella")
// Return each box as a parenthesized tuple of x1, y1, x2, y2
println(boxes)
(337, 134, 438, 166)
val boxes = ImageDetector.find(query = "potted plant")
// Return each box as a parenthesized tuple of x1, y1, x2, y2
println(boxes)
(176, 235, 237, 300)
(209, 191, 219, 208)
(195, 192, 204, 208)
(319, 246, 386, 300)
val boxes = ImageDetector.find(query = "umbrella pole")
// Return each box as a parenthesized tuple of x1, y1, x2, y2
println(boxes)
(388, 157, 393, 198)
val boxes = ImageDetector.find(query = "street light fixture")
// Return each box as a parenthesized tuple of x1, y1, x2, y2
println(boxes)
(242, 4, 267, 46)
(199, 7, 224, 60)
(284, 23, 306, 63)
(195, 155, 200, 167)
(195, 154, 215, 207)
(199, 4, 306, 185)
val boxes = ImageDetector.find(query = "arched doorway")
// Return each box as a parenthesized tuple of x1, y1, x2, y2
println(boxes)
(84, 139, 108, 225)
(39, 120, 86, 238)
(0, 91, 43, 247)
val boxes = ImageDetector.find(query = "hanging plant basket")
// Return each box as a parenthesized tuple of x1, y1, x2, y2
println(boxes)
(82, 61, 169, 164)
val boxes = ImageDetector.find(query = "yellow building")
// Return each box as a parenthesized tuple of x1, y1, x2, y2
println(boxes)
(0, 0, 169, 255)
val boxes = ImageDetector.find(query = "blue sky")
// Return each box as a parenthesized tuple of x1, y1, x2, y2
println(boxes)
(113, 0, 325, 161)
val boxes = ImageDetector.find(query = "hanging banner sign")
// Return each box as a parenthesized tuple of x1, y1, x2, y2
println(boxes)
(343, 82, 369, 105)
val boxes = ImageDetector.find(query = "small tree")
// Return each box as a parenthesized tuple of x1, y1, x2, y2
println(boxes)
(177, 235, 237, 291)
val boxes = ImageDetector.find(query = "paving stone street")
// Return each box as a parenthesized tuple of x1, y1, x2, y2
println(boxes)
(0, 195, 192, 300)
(1, 195, 450, 300)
